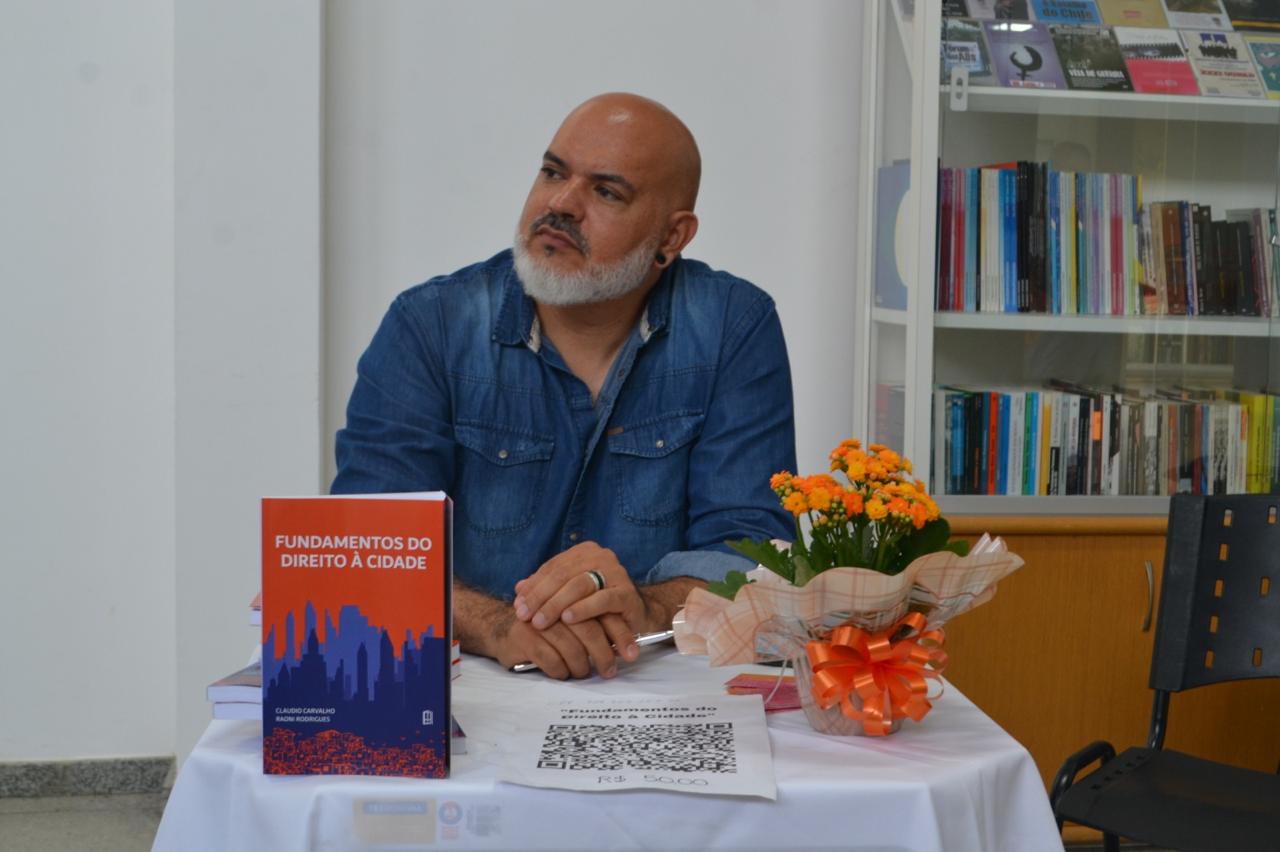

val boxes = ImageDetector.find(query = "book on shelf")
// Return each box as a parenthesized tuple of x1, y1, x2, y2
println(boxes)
(261, 492, 453, 778)
(1033, 0, 1104, 25)
(935, 158, 1280, 317)
(1223, 0, 1280, 31)
(1161, 0, 1234, 31)
(963, 0, 1039, 20)
(986, 21, 1070, 88)
(933, 382, 1277, 496)
(1098, 0, 1170, 27)
(1181, 29, 1268, 96)
(1114, 26, 1202, 93)
(1051, 24, 1136, 90)
(942, 18, 1001, 86)
(1243, 32, 1280, 97)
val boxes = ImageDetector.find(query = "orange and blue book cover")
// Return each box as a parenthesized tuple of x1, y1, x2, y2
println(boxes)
(261, 492, 452, 778)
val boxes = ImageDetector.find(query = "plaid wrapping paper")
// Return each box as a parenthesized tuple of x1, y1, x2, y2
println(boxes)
(673, 535, 1024, 667)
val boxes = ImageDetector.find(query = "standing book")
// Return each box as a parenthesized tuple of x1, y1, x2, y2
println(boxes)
(262, 492, 452, 778)
(1161, 0, 1234, 31)
(1115, 27, 1202, 93)
(1181, 30, 1266, 96)
(1222, 0, 1280, 31)
(1052, 24, 1136, 89)
(986, 21, 1070, 88)
(966, 0, 1039, 19)
(943, 18, 1001, 86)
(1032, 0, 1103, 24)
(1244, 33, 1280, 98)
(1098, 0, 1169, 26)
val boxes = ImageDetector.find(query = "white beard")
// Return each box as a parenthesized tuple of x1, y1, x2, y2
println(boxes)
(513, 229, 660, 306)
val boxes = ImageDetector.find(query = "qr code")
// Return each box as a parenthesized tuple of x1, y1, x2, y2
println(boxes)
(536, 723, 737, 773)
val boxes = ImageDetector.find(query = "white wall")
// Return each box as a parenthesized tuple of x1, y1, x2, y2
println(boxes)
(0, 2, 176, 759)
(324, 0, 865, 479)
(0, 0, 867, 767)
(174, 0, 323, 763)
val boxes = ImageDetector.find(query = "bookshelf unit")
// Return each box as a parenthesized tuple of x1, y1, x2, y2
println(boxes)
(853, 0, 1280, 516)
(851, 7, 1280, 812)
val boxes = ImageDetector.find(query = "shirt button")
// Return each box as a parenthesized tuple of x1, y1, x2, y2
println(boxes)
(569, 532, 580, 542)
(655, 439, 665, 449)
(498, 449, 509, 460)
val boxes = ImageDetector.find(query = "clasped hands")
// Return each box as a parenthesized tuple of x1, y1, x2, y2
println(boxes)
(500, 542, 659, 680)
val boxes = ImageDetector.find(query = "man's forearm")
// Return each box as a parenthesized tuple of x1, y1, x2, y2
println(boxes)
(453, 581, 516, 659)
(638, 577, 705, 633)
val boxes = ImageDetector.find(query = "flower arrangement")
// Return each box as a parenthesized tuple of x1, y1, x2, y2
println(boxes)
(710, 439, 970, 600)
(674, 438, 1023, 737)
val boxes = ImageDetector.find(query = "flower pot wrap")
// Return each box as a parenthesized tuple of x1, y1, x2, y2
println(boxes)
(673, 535, 1023, 736)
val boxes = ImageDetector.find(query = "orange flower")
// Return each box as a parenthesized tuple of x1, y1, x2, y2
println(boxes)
(887, 497, 910, 516)
(843, 490, 864, 517)
(770, 471, 794, 492)
(865, 497, 887, 520)
(783, 491, 808, 516)
(910, 502, 929, 529)
(808, 486, 833, 512)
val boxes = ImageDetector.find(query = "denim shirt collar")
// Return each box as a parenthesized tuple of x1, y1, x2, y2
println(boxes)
(493, 254, 676, 350)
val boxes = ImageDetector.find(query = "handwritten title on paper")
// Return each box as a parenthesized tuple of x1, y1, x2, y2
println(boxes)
(272, 534, 434, 570)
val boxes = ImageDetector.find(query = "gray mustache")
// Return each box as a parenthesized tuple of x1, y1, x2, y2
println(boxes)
(530, 213, 589, 255)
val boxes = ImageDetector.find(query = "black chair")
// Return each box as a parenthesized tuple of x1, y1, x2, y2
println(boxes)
(1049, 494, 1280, 852)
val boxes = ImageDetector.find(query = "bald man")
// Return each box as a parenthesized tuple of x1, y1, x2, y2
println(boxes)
(332, 94, 796, 679)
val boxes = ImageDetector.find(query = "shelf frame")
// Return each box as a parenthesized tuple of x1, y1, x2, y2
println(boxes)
(933, 312, 1279, 337)
(941, 86, 1280, 127)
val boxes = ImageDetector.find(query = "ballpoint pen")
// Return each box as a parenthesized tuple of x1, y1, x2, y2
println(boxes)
(508, 628, 676, 673)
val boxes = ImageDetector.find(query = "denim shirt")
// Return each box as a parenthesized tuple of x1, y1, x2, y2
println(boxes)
(331, 250, 796, 600)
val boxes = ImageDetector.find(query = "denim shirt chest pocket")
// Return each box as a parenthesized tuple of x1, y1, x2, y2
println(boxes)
(607, 411, 702, 526)
(454, 421, 555, 536)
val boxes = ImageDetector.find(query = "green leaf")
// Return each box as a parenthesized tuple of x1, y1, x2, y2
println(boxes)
(792, 553, 817, 587)
(726, 537, 794, 583)
(897, 518, 953, 566)
(705, 570, 755, 600)
(942, 539, 970, 556)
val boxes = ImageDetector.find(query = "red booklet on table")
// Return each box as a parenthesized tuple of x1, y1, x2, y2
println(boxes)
(261, 492, 452, 778)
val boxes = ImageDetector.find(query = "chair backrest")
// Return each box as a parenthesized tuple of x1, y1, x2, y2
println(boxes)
(1150, 494, 1280, 693)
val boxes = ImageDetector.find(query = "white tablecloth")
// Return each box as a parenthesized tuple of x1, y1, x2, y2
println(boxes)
(154, 648, 1063, 852)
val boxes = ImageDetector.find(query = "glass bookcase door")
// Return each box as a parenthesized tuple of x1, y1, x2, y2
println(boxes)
(857, 0, 930, 455)
(933, 13, 1280, 511)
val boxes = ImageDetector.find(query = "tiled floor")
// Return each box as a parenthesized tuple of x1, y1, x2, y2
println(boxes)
(0, 791, 168, 852)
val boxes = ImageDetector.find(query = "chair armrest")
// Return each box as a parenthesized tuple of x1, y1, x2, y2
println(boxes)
(1049, 740, 1117, 828)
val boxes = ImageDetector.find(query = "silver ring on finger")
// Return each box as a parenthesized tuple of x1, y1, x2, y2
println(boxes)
(586, 569, 606, 592)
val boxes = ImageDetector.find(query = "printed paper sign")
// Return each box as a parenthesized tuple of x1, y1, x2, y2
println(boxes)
(494, 694, 776, 799)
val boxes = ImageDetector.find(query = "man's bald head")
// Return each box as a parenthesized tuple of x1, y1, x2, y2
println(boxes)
(513, 93, 702, 307)
(556, 93, 701, 212)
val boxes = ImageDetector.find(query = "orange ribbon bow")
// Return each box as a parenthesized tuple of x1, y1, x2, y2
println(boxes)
(805, 612, 948, 736)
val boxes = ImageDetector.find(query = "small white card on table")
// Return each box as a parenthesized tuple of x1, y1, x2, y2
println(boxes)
(494, 693, 776, 799)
